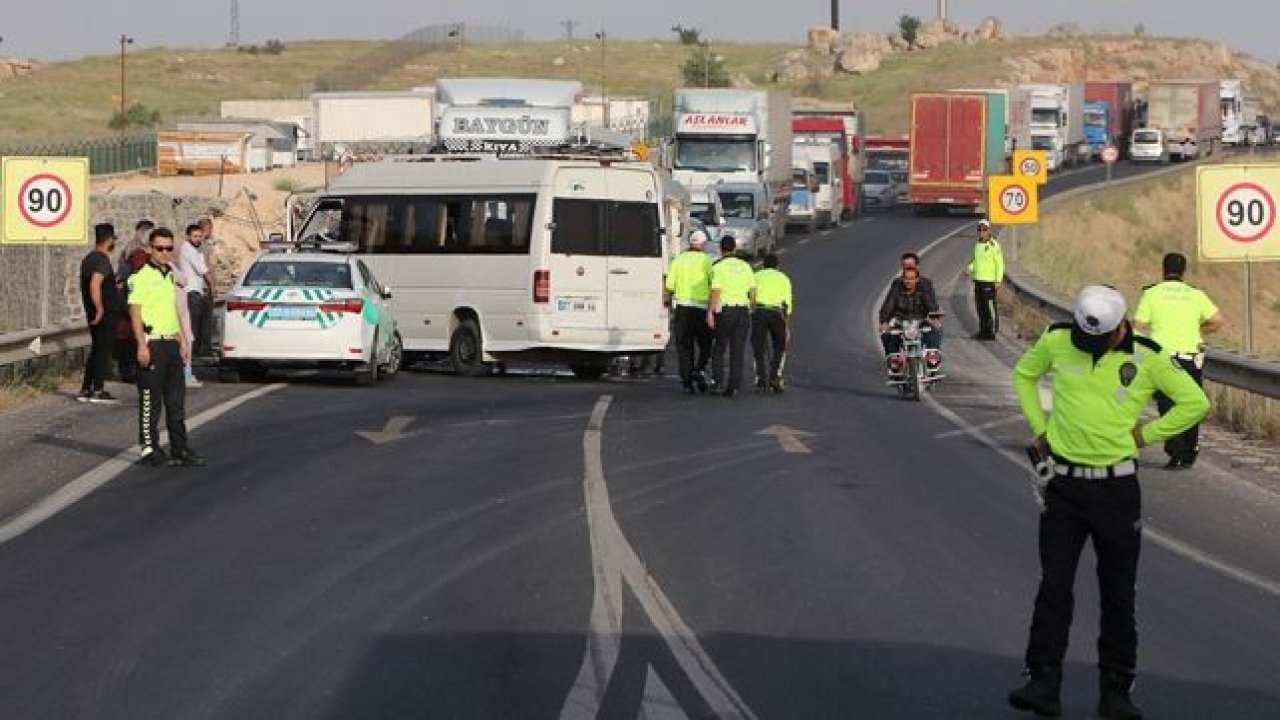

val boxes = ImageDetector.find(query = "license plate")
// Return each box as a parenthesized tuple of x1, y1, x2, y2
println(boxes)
(267, 305, 317, 321)
(555, 296, 597, 313)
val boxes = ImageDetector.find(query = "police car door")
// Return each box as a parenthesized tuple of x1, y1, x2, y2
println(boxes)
(549, 167, 610, 343)
(604, 168, 666, 345)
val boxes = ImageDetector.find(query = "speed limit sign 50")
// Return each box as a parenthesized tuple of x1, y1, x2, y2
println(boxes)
(1012, 149, 1048, 185)
(1197, 164, 1280, 261)
(988, 175, 1039, 225)
(2, 156, 90, 244)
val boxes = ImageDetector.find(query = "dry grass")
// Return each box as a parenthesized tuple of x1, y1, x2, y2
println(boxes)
(1207, 383, 1280, 443)
(1019, 157, 1280, 360)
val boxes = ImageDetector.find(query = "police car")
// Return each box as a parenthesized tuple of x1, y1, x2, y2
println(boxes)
(220, 241, 402, 384)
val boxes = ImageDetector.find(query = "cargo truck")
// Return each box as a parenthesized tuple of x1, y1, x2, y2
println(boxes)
(792, 113, 861, 219)
(672, 89, 793, 241)
(908, 91, 1001, 216)
(1083, 81, 1134, 159)
(1131, 80, 1221, 162)
(1018, 83, 1086, 171)
(1220, 79, 1247, 146)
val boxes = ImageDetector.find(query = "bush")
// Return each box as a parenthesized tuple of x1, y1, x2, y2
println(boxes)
(671, 25, 702, 46)
(681, 44, 728, 88)
(108, 102, 161, 130)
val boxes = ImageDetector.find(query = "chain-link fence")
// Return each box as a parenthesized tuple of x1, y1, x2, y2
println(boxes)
(0, 134, 157, 176)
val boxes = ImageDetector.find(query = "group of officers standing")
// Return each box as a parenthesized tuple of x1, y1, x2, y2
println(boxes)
(664, 231, 793, 398)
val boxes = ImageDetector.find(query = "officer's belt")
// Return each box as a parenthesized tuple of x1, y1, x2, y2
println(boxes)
(718, 304, 750, 310)
(1171, 351, 1204, 362)
(755, 304, 786, 312)
(675, 300, 708, 309)
(1052, 457, 1137, 480)
(146, 334, 181, 341)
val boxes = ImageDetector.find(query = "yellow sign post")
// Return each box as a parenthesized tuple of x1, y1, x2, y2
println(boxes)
(2, 156, 91, 244)
(988, 175, 1039, 225)
(1196, 163, 1280, 353)
(1012, 149, 1048, 185)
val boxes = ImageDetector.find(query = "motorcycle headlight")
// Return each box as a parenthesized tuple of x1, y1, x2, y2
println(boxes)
(904, 326, 920, 340)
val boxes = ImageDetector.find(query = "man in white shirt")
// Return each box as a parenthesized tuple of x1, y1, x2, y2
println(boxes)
(176, 223, 213, 364)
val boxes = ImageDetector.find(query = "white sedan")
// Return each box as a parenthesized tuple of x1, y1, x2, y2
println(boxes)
(221, 248, 402, 384)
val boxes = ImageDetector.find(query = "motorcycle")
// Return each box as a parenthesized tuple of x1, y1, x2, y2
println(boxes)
(884, 314, 945, 401)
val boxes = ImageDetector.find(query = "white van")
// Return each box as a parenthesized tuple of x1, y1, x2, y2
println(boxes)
(289, 156, 670, 378)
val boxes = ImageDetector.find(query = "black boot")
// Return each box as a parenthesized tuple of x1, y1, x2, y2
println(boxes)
(1008, 665, 1062, 717)
(1098, 669, 1143, 719)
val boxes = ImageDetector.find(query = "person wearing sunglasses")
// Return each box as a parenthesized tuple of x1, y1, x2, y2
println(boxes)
(126, 227, 204, 468)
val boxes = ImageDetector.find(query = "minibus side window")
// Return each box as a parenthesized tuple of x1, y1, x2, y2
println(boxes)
(552, 199, 606, 255)
(608, 202, 661, 258)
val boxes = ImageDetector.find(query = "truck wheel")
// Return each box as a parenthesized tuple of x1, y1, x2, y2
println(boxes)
(449, 319, 487, 377)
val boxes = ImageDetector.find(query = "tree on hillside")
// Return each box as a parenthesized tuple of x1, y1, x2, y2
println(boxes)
(671, 25, 702, 45)
(682, 43, 728, 88)
(108, 103, 161, 131)
(898, 15, 922, 46)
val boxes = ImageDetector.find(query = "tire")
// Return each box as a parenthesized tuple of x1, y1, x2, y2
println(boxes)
(569, 363, 607, 381)
(355, 332, 379, 386)
(379, 331, 403, 380)
(449, 319, 487, 377)
(907, 357, 922, 401)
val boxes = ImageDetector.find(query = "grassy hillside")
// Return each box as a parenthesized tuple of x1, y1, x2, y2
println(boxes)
(2, 33, 1276, 143)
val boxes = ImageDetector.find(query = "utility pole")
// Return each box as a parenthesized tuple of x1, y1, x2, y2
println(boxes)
(594, 31, 608, 127)
(228, 0, 240, 47)
(560, 20, 578, 41)
(939, 0, 948, 21)
(831, 0, 839, 31)
(119, 34, 134, 146)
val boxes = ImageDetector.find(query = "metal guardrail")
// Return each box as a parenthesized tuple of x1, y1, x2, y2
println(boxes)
(0, 322, 90, 381)
(1003, 159, 1280, 400)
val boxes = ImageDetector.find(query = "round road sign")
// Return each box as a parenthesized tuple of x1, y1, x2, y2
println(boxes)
(1214, 181, 1276, 243)
(999, 185, 1030, 216)
(17, 173, 74, 229)
(1018, 157, 1042, 178)
(1101, 146, 1119, 164)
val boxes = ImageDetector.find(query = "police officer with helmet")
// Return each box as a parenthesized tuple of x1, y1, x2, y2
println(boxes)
(1133, 252, 1223, 469)
(1008, 285, 1209, 720)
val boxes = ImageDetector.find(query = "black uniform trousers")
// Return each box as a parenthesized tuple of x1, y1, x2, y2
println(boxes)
(81, 313, 117, 392)
(751, 307, 787, 385)
(673, 305, 713, 387)
(187, 292, 212, 359)
(1026, 471, 1142, 674)
(974, 281, 999, 338)
(711, 306, 750, 393)
(137, 339, 189, 453)
(1155, 355, 1204, 463)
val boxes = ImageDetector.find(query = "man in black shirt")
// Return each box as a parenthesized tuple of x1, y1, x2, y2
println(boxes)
(78, 223, 122, 403)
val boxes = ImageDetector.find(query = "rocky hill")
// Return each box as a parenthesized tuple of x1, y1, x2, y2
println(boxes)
(774, 18, 1280, 114)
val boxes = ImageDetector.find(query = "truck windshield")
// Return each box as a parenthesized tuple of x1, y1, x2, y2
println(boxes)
(812, 162, 830, 183)
(675, 139, 756, 173)
(1133, 130, 1160, 144)
(717, 192, 756, 219)
(1031, 136, 1056, 151)
(1031, 109, 1059, 125)
(1083, 109, 1106, 125)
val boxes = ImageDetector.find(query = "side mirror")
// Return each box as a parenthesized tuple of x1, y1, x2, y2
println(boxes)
(381, 286, 393, 299)
(268, 232, 284, 243)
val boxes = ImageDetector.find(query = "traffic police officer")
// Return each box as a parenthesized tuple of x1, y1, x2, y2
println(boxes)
(665, 230, 714, 394)
(967, 219, 1004, 340)
(751, 252, 793, 392)
(706, 236, 756, 398)
(1133, 252, 1223, 469)
(1008, 285, 1209, 720)
(128, 227, 204, 468)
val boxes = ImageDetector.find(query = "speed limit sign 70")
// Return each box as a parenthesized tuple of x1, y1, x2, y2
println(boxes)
(988, 175, 1039, 225)
(1197, 164, 1280, 261)
(2, 156, 90, 244)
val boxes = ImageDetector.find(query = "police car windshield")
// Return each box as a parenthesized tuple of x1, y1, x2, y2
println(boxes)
(245, 261, 354, 289)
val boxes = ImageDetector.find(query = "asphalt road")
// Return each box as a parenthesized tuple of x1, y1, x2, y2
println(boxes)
(0, 159, 1277, 719)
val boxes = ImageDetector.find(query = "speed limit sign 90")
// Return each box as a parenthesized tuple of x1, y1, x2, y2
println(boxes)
(1197, 164, 1280, 261)
(988, 175, 1039, 224)
(2, 156, 90, 244)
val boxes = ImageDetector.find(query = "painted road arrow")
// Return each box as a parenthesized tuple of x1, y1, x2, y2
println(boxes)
(355, 416, 417, 445)
(754, 425, 814, 454)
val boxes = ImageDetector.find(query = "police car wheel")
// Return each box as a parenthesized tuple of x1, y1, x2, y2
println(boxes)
(379, 332, 403, 379)
(356, 332, 380, 386)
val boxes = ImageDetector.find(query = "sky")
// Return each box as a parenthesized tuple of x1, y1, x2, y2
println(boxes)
(2, 1, 1277, 64)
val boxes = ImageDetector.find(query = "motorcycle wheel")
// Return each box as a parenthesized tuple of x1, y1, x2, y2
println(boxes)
(908, 357, 922, 401)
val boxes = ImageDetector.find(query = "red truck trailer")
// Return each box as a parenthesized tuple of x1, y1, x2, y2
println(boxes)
(908, 92, 989, 216)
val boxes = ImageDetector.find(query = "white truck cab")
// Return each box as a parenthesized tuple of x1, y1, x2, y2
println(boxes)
(792, 140, 843, 228)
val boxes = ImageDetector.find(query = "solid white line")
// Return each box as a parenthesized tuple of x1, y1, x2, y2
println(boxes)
(0, 383, 285, 546)
(560, 395, 758, 720)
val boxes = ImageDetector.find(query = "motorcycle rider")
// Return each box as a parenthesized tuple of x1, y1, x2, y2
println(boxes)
(878, 266, 943, 375)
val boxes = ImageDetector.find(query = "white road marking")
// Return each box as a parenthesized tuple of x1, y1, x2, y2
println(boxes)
(934, 414, 1025, 438)
(799, 238, 811, 245)
(0, 383, 285, 546)
(560, 395, 758, 720)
